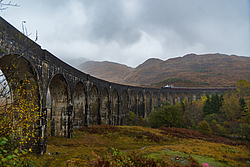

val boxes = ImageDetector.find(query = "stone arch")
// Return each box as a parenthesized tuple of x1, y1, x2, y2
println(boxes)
(89, 85, 100, 125)
(0, 55, 40, 105)
(0, 54, 41, 143)
(197, 92, 202, 100)
(137, 91, 144, 117)
(73, 81, 86, 128)
(213, 91, 219, 96)
(176, 92, 181, 103)
(160, 92, 167, 105)
(130, 90, 137, 115)
(168, 92, 175, 105)
(205, 91, 212, 97)
(49, 74, 70, 137)
(152, 91, 158, 110)
(111, 89, 119, 125)
(145, 91, 151, 116)
(121, 90, 129, 125)
(183, 92, 189, 102)
(189, 92, 196, 102)
(101, 87, 109, 124)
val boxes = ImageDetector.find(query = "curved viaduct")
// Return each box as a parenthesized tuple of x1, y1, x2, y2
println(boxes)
(0, 17, 235, 154)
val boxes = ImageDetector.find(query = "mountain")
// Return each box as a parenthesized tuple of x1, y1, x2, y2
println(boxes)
(79, 54, 250, 88)
(63, 57, 90, 69)
(79, 61, 134, 83)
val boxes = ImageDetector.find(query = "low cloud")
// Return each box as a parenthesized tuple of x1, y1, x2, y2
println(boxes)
(1, 0, 249, 67)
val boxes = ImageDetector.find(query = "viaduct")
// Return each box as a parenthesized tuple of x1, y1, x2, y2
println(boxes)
(0, 17, 235, 154)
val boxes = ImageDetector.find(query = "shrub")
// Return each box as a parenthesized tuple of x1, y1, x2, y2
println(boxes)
(129, 111, 144, 126)
(204, 113, 217, 126)
(93, 147, 202, 167)
(129, 111, 136, 125)
(148, 105, 182, 128)
(197, 120, 212, 135)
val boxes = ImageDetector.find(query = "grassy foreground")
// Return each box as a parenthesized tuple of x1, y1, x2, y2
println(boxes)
(30, 125, 250, 166)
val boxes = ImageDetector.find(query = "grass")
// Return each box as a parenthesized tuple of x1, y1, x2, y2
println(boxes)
(145, 149, 227, 167)
(30, 125, 250, 167)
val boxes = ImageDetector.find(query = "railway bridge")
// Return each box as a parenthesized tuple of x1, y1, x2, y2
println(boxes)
(0, 17, 235, 154)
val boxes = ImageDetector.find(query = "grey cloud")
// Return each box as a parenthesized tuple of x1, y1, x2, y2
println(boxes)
(1, 0, 249, 67)
(83, 1, 142, 46)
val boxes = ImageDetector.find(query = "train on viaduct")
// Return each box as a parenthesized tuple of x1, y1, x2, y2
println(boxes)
(0, 17, 235, 154)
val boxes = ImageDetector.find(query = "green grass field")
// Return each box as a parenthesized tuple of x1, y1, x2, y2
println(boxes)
(30, 125, 250, 166)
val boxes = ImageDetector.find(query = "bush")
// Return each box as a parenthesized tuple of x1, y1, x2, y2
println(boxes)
(93, 147, 201, 167)
(129, 111, 147, 126)
(239, 123, 250, 140)
(197, 120, 212, 135)
(129, 111, 137, 125)
(204, 113, 217, 126)
(148, 105, 182, 128)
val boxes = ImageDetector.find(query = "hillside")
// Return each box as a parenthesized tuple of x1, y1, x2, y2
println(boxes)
(63, 57, 89, 69)
(79, 54, 250, 88)
(79, 61, 134, 83)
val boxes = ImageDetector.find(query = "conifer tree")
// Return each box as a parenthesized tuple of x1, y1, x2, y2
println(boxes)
(211, 92, 220, 113)
(203, 92, 224, 115)
(202, 94, 212, 115)
(239, 97, 246, 112)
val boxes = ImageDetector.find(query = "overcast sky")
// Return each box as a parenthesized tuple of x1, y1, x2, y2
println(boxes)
(1, 0, 250, 67)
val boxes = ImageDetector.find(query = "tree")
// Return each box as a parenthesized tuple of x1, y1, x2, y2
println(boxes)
(221, 93, 241, 123)
(0, 24, 40, 165)
(202, 94, 212, 115)
(204, 113, 217, 126)
(202, 93, 223, 115)
(148, 105, 182, 128)
(0, 72, 40, 166)
(211, 92, 220, 113)
(240, 101, 250, 140)
(239, 97, 246, 112)
(182, 100, 203, 129)
(219, 94, 224, 108)
(236, 80, 250, 98)
(221, 92, 241, 136)
(197, 120, 212, 135)
(0, 0, 19, 11)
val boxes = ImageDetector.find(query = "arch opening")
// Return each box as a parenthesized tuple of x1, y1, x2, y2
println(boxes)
(0, 54, 41, 148)
(121, 90, 129, 125)
(49, 74, 69, 137)
(130, 90, 137, 115)
(152, 91, 158, 110)
(160, 92, 167, 106)
(111, 89, 119, 125)
(137, 91, 144, 117)
(168, 92, 174, 105)
(101, 87, 109, 124)
(145, 91, 151, 116)
(176, 92, 181, 104)
(89, 85, 100, 125)
(73, 82, 86, 128)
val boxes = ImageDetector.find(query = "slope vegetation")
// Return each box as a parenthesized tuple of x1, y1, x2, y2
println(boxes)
(79, 61, 133, 83)
(79, 54, 250, 88)
(31, 125, 250, 167)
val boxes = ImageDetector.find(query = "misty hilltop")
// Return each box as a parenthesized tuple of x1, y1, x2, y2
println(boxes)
(79, 53, 250, 88)
(79, 61, 133, 83)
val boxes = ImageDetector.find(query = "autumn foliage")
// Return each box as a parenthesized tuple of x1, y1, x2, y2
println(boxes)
(197, 120, 212, 135)
(0, 77, 40, 166)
